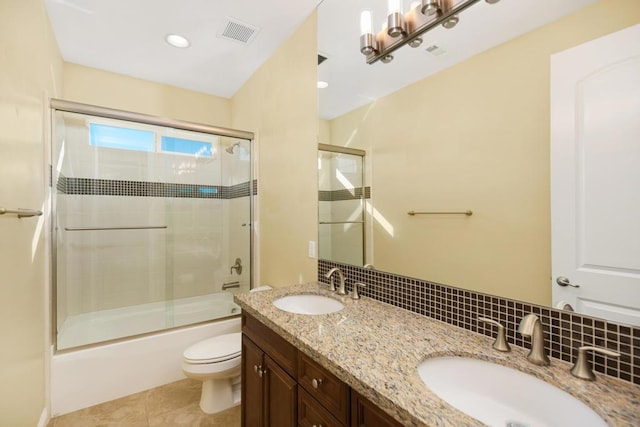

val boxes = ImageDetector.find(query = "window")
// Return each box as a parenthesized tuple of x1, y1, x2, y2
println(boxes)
(161, 136, 212, 157)
(89, 123, 155, 152)
(88, 120, 218, 158)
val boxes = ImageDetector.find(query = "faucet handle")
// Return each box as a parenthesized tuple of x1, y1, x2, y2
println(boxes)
(352, 282, 367, 300)
(478, 317, 511, 352)
(570, 346, 620, 381)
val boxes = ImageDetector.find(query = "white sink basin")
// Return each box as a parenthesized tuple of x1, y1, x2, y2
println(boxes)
(273, 294, 344, 315)
(417, 357, 606, 427)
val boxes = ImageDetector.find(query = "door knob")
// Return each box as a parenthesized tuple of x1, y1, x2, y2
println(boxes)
(556, 276, 579, 288)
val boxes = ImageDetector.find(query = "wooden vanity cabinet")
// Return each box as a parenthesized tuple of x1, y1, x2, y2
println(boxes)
(242, 337, 265, 427)
(351, 390, 403, 427)
(242, 313, 298, 427)
(298, 351, 350, 425)
(298, 388, 344, 427)
(242, 312, 403, 427)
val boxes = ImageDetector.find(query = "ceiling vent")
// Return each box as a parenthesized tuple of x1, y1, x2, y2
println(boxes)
(218, 18, 259, 45)
(424, 44, 447, 57)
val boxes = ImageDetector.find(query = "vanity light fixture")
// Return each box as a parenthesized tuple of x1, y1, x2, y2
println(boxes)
(442, 15, 460, 29)
(386, 0, 406, 37)
(360, 0, 500, 64)
(165, 34, 190, 48)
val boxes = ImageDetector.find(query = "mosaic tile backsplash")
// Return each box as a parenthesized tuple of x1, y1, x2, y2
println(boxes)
(318, 259, 640, 386)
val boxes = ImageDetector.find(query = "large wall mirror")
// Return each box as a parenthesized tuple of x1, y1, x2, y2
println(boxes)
(317, 0, 640, 325)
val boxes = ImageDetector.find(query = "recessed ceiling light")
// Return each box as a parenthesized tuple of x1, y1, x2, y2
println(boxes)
(165, 34, 190, 48)
(317, 81, 329, 89)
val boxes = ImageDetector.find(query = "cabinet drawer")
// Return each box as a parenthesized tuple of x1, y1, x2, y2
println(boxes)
(298, 388, 344, 427)
(242, 312, 297, 377)
(298, 352, 349, 425)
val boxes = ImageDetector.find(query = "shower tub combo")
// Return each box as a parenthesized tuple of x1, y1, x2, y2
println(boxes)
(50, 100, 254, 415)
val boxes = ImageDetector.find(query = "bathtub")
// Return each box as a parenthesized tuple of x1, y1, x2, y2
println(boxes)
(57, 292, 241, 350)
(51, 292, 242, 416)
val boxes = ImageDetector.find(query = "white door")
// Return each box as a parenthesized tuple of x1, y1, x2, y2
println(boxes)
(551, 24, 640, 326)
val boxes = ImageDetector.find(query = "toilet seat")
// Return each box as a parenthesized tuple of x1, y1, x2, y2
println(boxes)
(183, 332, 241, 364)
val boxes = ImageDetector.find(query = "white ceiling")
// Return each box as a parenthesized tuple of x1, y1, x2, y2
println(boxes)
(44, 0, 321, 98)
(44, 0, 598, 120)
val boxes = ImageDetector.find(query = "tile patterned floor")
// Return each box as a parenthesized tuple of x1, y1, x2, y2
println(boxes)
(47, 379, 241, 427)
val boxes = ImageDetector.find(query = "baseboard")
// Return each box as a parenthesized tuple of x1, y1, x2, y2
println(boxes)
(37, 407, 49, 427)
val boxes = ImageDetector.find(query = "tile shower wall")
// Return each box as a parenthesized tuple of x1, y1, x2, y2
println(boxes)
(318, 259, 640, 386)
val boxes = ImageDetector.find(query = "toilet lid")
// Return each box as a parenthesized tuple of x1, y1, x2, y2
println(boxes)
(183, 332, 242, 364)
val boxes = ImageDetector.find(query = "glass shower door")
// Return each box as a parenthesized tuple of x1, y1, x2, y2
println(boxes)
(52, 104, 252, 351)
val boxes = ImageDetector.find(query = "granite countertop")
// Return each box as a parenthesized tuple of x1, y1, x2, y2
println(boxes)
(234, 282, 640, 426)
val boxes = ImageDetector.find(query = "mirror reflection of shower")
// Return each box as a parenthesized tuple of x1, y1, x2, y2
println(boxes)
(318, 144, 366, 266)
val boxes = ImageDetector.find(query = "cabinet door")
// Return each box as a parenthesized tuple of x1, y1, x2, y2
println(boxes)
(242, 336, 264, 427)
(351, 391, 402, 427)
(264, 355, 297, 427)
(299, 388, 344, 427)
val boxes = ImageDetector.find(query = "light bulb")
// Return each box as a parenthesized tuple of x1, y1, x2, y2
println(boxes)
(360, 10, 373, 35)
(388, 0, 402, 14)
(165, 34, 190, 48)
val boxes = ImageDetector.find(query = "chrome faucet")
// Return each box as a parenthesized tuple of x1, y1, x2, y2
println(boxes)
(517, 314, 550, 366)
(325, 267, 347, 295)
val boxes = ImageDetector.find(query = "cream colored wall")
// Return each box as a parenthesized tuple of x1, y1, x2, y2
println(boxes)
(63, 63, 231, 127)
(0, 0, 63, 425)
(231, 12, 318, 287)
(329, 0, 640, 306)
(318, 119, 331, 145)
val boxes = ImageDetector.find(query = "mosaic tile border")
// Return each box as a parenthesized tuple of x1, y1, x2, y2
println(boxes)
(57, 176, 257, 200)
(319, 186, 371, 202)
(318, 259, 640, 386)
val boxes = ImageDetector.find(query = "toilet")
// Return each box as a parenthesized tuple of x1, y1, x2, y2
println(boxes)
(182, 332, 242, 414)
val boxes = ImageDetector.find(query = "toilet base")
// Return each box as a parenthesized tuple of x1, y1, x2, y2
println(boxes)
(199, 377, 237, 414)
